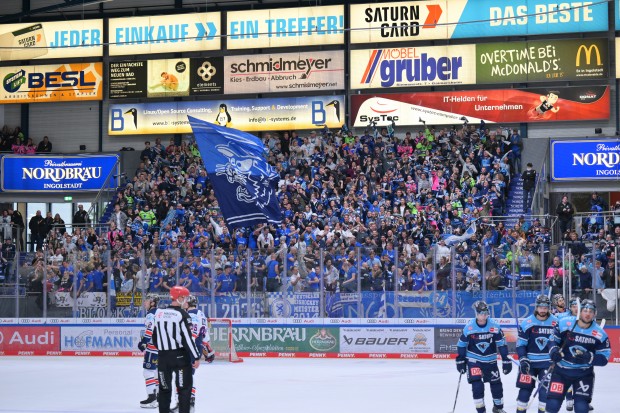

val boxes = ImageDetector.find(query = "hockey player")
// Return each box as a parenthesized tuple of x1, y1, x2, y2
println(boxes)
(515, 294, 559, 412)
(545, 300, 610, 413)
(456, 301, 512, 413)
(138, 294, 160, 408)
(184, 295, 215, 411)
(551, 294, 569, 318)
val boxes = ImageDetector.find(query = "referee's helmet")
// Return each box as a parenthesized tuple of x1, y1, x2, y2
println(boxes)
(170, 286, 191, 301)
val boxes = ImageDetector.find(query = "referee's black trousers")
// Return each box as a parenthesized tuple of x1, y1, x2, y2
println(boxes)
(157, 349, 193, 413)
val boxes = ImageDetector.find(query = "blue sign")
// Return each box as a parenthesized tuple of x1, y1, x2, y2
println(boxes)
(452, 0, 608, 38)
(0, 154, 119, 192)
(551, 140, 620, 181)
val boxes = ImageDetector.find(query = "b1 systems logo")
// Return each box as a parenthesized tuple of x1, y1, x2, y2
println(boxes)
(360, 47, 464, 88)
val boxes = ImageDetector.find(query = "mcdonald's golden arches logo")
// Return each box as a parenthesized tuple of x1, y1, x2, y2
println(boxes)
(576, 44, 602, 66)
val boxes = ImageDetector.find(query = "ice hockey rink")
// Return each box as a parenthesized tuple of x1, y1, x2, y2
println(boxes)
(0, 357, 618, 413)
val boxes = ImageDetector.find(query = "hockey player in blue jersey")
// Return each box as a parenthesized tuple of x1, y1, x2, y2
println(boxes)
(516, 294, 559, 412)
(456, 301, 512, 413)
(545, 300, 611, 413)
(184, 295, 215, 412)
(138, 294, 160, 408)
(551, 294, 569, 318)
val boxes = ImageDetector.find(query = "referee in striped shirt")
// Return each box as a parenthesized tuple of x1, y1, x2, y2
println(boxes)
(152, 286, 200, 413)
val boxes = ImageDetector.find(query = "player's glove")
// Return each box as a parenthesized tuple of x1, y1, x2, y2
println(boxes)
(572, 348, 594, 364)
(203, 343, 215, 363)
(502, 359, 512, 375)
(519, 357, 531, 375)
(137, 341, 146, 352)
(455, 357, 467, 374)
(549, 346, 563, 363)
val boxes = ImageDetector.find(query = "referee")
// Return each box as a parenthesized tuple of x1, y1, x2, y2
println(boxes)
(152, 286, 200, 413)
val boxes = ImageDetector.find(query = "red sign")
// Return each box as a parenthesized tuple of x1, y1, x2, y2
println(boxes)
(351, 86, 610, 126)
(549, 382, 564, 394)
(0, 326, 60, 353)
(606, 328, 620, 362)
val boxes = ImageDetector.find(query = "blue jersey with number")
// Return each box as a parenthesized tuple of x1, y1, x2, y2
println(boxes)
(457, 318, 507, 363)
(517, 314, 559, 368)
(550, 317, 611, 377)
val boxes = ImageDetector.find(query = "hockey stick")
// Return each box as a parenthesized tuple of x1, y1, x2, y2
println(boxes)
(527, 298, 581, 409)
(449, 373, 463, 413)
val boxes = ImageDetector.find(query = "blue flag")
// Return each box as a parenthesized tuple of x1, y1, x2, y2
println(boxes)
(188, 116, 282, 230)
(442, 222, 477, 247)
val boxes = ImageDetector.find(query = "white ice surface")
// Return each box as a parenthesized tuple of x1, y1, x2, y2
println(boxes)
(0, 357, 618, 413)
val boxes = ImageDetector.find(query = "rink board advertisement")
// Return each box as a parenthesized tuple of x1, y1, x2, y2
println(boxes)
(225, 50, 345, 94)
(339, 327, 433, 354)
(226, 5, 344, 49)
(550, 140, 620, 181)
(0, 326, 60, 354)
(1, 322, 618, 360)
(0, 154, 119, 192)
(0, 19, 103, 61)
(60, 326, 143, 352)
(350, 86, 610, 127)
(108, 57, 224, 99)
(0, 62, 103, 104)
(108, 96, 345, 135)
(108, 12, 221, 56)
(349, 1, 608, 43)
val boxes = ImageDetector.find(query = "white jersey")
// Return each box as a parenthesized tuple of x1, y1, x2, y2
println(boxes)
(189, 308, 210, 345)
(142, 308, 157, 353)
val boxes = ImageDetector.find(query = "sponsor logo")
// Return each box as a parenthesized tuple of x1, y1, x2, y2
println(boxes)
(360, 48, 463, 87)
(270, 298, 292, 318)
(550, 382, 564, 394)
(413, 333, 427, 346)
(3, 69, 96, 93)
(46, 351, 62, 355)
(230, 56, 333, 78)
(309, 353, 326, 358)
(75, 351, 91, 356)
(401, 354, 419, 359)
(470, 367, 482, 376)
(309, 328, 337, 352)
(432, 354, 451, 359)
(577, 380, 590, 393)
(103, 352, 119, 356)
(576, 44, 602, 67)
(337, 353, 355, 358)
(249, 352, 266, 357)
(197, 60, 217, 82)
(369, 353, 386, 358)
(278, 353, 295, 357)
(18, 351, 34, 355)
(519, 374, 532, 384)
(343, 336, 408, 346)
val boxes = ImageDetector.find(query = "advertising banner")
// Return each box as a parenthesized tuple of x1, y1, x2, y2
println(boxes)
(350, 45, 476, 89)
(351, 39, 607, 90)
(60, 326, 143, 352)
(0, 326, 60, 354)
(0, 19, 103, 61)
(340, 327, 433, 354)
(0, 154, 119, 192)
(476, 38, 608, 83)
(222, 325, 339, 353)
(109, 57, 224, 99)
(550, 139, 620, 181)
(227, 5, 344, 49)
(225, 50, 345, 94)
(0, 62, 103, 104)
(607, 328, 620, 363)
(350, 1, 608, 43)
(108, 95, 345, 135)
(108, 12, 221, 56)
(434, 327, 461, 354)
(350, 86, 610, 127)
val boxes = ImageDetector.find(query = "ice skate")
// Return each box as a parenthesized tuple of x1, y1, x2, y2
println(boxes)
(566, 399, 574, 411)
(492, 407, 506, 413)
(589, 404, 594, 411)
(190, 396, 195, 413)
(170, 400, 178, 413)
(139, 392, 158, 409)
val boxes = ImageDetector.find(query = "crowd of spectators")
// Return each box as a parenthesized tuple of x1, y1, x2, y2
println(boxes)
(1, 123, 618, 310)
(0, 126, 53, 154)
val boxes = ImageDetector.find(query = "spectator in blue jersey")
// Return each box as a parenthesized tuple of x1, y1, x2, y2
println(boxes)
(340, 259, 357, 292)
(178, 266, 193, 291)
(410, 264, 425, 292)
(216, 263, 236, 294)
(149, 267, 163, 292)
(265, 252, 280, 292)
(162, 266, 176, 292)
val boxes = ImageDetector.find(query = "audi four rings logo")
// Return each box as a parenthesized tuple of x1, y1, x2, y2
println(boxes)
(197, 61, 216, 82)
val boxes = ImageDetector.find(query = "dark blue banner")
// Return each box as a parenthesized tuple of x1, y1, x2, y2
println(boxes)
(0, 154, 119, 192)
(551, 139, 620, 181)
